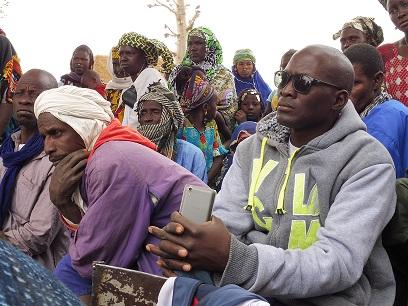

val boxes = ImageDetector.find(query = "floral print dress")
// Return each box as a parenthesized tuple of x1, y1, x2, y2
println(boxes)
(177, 119, 228, 172)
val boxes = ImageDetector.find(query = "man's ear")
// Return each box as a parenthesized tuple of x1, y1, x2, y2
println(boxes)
(373, 71, 384, 92)
(333, 90, 349, 111)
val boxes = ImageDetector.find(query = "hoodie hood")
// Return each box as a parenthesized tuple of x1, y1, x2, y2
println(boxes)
(256, 101, 366, 153)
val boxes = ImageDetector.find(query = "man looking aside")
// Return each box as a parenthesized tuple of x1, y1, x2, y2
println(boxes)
(148, 45, 396, 305)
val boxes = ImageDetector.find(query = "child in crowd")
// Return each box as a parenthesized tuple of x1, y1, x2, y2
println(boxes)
(215, 121, 257, 190)
(80, 70, 106, 98)
(234, 88, 264, 124)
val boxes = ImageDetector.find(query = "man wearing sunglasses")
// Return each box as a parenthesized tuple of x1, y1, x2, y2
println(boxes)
(148, 45, 396, 305)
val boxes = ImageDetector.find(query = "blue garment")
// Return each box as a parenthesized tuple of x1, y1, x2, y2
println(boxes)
(171, 276, 269, 306)
(233, 69, 272, 108)
(54, 254, 92, 296)
(175, 139, 208, 183)
(0, 131, 44, 225)
(363, 99, 408, 178)
(0, 240, 81, 305)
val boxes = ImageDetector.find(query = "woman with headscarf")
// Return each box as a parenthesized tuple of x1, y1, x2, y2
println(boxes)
(169, 26, 237, 131)
(177, 70, 228, 187)
(137, 83, 207, 182)
(378, 0, 408, 106)
(232, 48, 271, 107)
(34, 85, 205, 303)
(117, 32, 167, 129)
(60, 45, 94, 87)
(105, 46, 132, 123)
(0, 35, 21, 145)
(333, 16, 384, 52)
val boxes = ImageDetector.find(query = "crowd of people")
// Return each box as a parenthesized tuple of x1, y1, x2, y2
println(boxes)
(0, 0, 408, 305)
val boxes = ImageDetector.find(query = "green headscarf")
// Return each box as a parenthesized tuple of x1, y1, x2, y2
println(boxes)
(180, 26, 223, 81)
(117, 32, 158, 66)
(151, 39, 174, 76)
(233, 49, 256, 64)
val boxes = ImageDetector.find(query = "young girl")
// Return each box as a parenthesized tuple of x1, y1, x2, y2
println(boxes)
(177, 71, 228, 187)
(234, 88, 264, 124)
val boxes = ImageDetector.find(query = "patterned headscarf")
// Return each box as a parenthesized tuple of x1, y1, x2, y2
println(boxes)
(180, 69, 216, 113)
(233, 49, 256, 65)
(137, 83, 184, 160)
(117, 32, 158, 66)
(181, 27, 223, 81)
(0, 36, 21, 104)
(151, 39, 174, 76)
(332, 16, 384, 47)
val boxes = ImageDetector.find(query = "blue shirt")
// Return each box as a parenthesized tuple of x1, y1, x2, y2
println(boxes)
(175, 139, 208, 183)
(364, 99, 408, 178)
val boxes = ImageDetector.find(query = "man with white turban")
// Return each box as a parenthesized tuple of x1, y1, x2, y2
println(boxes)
(34, 85, 206, 303)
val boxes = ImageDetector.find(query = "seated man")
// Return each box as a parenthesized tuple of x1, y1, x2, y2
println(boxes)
(0, 69, 69, 270)
(344, 43, 408, 178)
(33, 86, 206, 303)
(148, 45, 397, 305)
(137, 83, 207, 182)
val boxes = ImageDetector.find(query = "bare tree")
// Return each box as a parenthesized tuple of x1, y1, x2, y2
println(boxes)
(0, 0, 9, 18)
(148, 0, 200, 64)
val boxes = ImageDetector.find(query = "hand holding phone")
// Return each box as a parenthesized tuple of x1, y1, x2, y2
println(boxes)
(179, 185, 216, 224)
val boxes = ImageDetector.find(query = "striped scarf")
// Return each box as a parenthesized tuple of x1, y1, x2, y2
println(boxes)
(137, 84, 184, 160)
(360, 91, 392, 119)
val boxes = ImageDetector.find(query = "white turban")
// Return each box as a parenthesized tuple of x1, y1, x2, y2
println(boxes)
(34, 85, 114, 150)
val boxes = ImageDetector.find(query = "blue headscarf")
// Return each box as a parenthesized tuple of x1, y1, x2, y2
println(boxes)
(0, 131, 44, 225)
(233, 69, 272, 108)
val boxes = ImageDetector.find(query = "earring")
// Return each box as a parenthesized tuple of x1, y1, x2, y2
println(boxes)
(203, 110, 208, 125)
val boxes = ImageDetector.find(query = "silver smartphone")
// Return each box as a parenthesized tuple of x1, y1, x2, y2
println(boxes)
(179, 185, 217, 224)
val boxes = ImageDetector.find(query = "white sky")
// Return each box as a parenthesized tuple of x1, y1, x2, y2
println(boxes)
(1, 0, 402, 86)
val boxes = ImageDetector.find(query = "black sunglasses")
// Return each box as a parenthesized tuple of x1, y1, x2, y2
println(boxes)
(274, 70, 343, 95)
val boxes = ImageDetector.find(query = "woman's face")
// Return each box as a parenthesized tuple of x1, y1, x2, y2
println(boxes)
(187, 36, 206, 64)
(240, 94, 262, 122)
(236, 60, 254, 78)
(388, 0, 408, 32)
(339, 27, 367, 52)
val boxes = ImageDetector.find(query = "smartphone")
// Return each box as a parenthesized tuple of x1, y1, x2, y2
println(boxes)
(179, 185, 216, 223)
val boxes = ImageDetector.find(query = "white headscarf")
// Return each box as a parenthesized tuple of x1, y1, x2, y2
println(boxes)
(34, 85, 114, 150)
(34, 86, 115, 218)
(105, 48, 132, 90)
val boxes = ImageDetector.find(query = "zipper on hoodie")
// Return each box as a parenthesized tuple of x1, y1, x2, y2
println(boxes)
(275, 148, 300, 215)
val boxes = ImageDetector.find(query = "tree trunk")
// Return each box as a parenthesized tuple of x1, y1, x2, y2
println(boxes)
(175, 0, 187, 64)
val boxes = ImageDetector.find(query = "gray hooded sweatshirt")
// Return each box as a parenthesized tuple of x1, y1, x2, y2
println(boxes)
(213, 102, 396, 305)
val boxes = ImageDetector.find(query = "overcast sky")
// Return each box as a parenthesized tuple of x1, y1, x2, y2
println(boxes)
(1, 0, 402, 86)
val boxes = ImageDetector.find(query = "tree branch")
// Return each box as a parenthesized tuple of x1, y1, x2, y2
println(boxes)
(164, 24, 177, 36)
(186, 6, 201, 32)
(147, 0, 176, 14)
